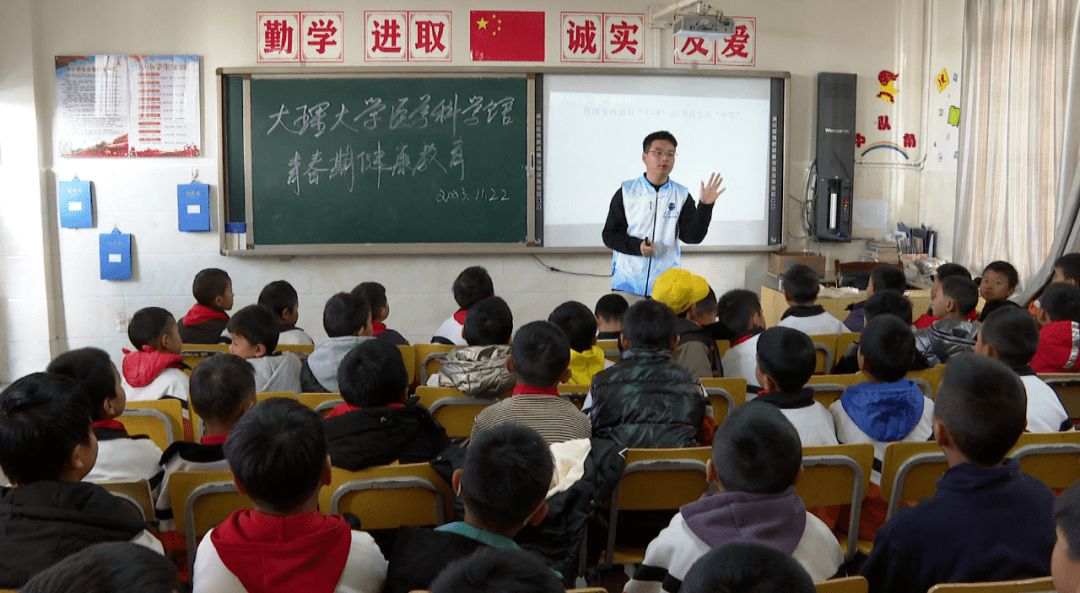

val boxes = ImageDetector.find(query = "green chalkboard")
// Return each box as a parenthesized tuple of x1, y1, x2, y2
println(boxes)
(225, 73, 531, 246)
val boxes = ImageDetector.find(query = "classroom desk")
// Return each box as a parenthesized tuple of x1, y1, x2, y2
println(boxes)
(760, 285, 933, 328)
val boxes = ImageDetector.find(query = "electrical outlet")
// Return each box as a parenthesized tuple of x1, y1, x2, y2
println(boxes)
(116, 312, 127, 333)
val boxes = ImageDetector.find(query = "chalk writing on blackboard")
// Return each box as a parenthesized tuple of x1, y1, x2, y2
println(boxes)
(267, 94, 515, 137)
(435, 187, 509, 204)
(284, 138, 468, 194)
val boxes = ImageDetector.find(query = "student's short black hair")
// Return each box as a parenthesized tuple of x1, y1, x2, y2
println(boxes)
(258, 280, 299, 319)
(227, 304, 280, 352)
(461, 424, 553, 532)
(983, 260, 1019, 288)
(756, 328, 815, 392)
(430, 548, 563, 593)
(337, 340, 408, 408)
(935, 262, 972, 283)
(1056, 253, 1080, 283)
(980, 307, 1040, 367)
(1055, 480, 1080, 562)
(189, 353, 256, 424)
(935, 353, 1026, 466)
(463, 296, 513, 346)
(781, 264, 821, 304)
(594, 293, 629, 322)
(126, 306, 176, 350)
(21, 542, 182, 593)
(322, 292, 371, 338)
(680, 541, 816, 593)
(622, 299, 677, 349)
(859, 315, 916, 382)
(511, 321, 571, 388)
(225, 398, 327, 514)
(46, 347, 118, 422)
(192, 268, 231, 307)
(351, 281, 388, 315)
(863, 290, 914, 325)
(712, 402, 802, 494)
(453, 266, 495, 310)
(1041, 282, 1080, 322)
(717, 289, 762, 336)
(941, 276, 979, 316)
(692, 288, 718, 318)
(870, 265, 907, 292)
(0, 373, 92, 484)
(547, 301, 597, 353)
(643, 130, 678, 153)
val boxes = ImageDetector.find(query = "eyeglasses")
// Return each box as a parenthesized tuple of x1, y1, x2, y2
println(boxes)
(648, 150, 677, 159)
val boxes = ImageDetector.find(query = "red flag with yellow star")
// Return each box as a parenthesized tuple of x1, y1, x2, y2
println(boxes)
(470, 11, 545, 61)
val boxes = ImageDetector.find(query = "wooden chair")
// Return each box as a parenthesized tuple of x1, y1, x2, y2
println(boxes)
(398, 345, 416, 384)
(299, 392, 344, 416)
(275, 344, 314, 359)
(1007, 431, 1080, 489)
(415, 386, 493, 438)
(118, 399, 185, 449)
(180, 344, 229, 375)
(879, 441, 948, 521)
(806, 383, 847, 409)
(809, 335, 839, 375)
(808, 373, 864, 387)
(798, 444, 874, 562)
(602, 447, 711, 571)
(715, 340, 731, 358)
(558, 384, 590, 410)
(1040, 374, 1080, 420)
(816, 576, 869, 593)
(926, 577, 1056, 593)
(98, 479, 156, 534)
(834, 333, 860, 363)
(322, 463, 455, 530)
(597, 339, 620, 362)
(415, 344, 454, 384)
(906, 365, 945, 399)
(169, 470, 254, 573)
(701, 377, 747, 426)
(257, 391, 296, 402)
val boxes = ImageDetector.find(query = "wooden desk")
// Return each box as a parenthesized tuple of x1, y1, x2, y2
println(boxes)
(760, 286, 933, 328)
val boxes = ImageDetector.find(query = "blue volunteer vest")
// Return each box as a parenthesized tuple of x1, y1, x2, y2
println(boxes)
(611, 174, 690, 296)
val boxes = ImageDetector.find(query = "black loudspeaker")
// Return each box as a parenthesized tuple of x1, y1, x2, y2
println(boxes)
(813, 72, 856, 241)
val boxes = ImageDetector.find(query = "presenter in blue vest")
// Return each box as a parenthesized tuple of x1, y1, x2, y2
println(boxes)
(602, 131, 725, 297)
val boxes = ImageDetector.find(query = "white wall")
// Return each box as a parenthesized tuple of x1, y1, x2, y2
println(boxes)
(0, 0, 964, 381)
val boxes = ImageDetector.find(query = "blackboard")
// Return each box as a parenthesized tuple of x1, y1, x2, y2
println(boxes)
(221, 72, 532, 248)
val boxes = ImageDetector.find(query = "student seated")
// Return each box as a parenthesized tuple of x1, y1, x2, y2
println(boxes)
(302, 292, 373, 393)
(352, 281, 409, 345)
(651, 269, 724, 378)
(914, 275, 981, 365)
(548, 301, 612, 386)
(258, 279, 314, 346)
(324, 340, 449, 471)
(470, 320, 592, 444)
(179, 268, 234, 344)
(777, 264, 850, 336)
(432, 266, 494, 346)
(914, 263, 974, 329)
(1053, 480, 1080, 593)
(679, 541, 817, 593)
(1031, 282, 1080, 373)
(976, 307, 1071, 432)
(843, 264, 907, 332)
(46, 347, 163, 483)
(978, 260, 1022, 321)
(155, 354, 256, 527)
(227, 304, 302, 395)
(193, 398, 388, 593)
(754, 328, 838, 446)
(689, 287, 719, 327)
(428, 296, 516, 399)
(0, 373, 163, 588)
(594, 293, 629, 340)
(718, 289, 767, 389)
(862, 353, 1056, 593)
(624, 402, 843, 592)
(429, 548, 564, 593)
(21, 542, 181, 593)
(833, 290, 931, 374)
(588, 299, 709, 449)
(831, 315, 935, 541)
(120, 306, 189, 403)
(1029, 253, 1080, 316)
(384, 424, 554, 593)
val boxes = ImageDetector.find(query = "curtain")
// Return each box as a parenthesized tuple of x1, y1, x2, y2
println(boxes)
(954, 0, 1080, 297)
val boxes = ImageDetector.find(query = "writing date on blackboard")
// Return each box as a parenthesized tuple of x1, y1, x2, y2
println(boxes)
(436, 188, 509, 204)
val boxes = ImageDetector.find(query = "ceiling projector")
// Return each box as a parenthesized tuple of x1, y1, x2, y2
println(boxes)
(673, 14, 734, 39)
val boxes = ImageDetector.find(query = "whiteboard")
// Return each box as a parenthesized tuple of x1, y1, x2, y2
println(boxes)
(540, 73, 785, 248)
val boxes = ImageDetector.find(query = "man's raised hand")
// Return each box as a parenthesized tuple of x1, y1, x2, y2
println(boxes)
(699, 173, 726, 205)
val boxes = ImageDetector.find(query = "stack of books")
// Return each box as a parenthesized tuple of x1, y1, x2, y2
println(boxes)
(864, 240, 900, 263)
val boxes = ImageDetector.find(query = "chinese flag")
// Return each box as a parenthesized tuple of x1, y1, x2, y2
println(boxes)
(470, 11, 545, 61)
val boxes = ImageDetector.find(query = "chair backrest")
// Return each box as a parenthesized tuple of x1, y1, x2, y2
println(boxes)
(815, 576, 869, 593)
(806, 383, 847, 409)
(808, 335, 837, 375)
(799, 444, 874, 561)
(414, 344, 454, 383)
(180, 344, 230, 375)
(257, 391, 297, 402)
(415, 386, 467, 408)
(398, 345, 416, 384)
(428, 397, 495, 439)
(1041, 374, 1080, 420)
(98, 479, 156, 530)
(926, 577, 1056, 593)
(321, 463, 455, 530)
(1007, 431, 1080, 490)
(905, 365, 944, 399)
(558, 384, 590, 410)
(597, 339, 620, 362)
(299, 392, 344, 414)
(701, 377, 748, 425)
(808, 373, 864, 387)
(275, 344, 314, 359)
(879, 441, 947, 520)
(715, 340, 731, 358)
(169, 470, 254, 573)
(118, 399, 185, 449)
(834, 333, 860, 361)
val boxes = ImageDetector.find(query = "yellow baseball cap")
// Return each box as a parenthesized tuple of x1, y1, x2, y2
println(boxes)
(652, 269, 710, 315)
